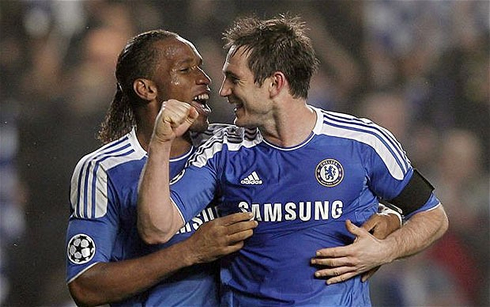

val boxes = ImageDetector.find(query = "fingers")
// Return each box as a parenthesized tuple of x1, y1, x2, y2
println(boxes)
(315, 245, 349, 258)
(226, 228, 255, 244)
(312, 256, 370, 285)
(221, 213, 258, 243)
(186, 105, 199, 123)
(361, 266, 380, 282)
(219, 212, 255, 226)
(314, 221, 367, 259)
(313, 264, 360, 285)
(314, 265, 353, 278)
(312, 220, 386, 285)
(311, 252, 358, 284)
(161, 99, 198, 127)
(198, 212, 257, 244)
(153, 100, 198, 143)
(225, 220, 258, 235)
(345, 220, 364, 237)
(364, 212, 401, 240)
(326, 271, 359, 285)
(311, 256, 353, 269)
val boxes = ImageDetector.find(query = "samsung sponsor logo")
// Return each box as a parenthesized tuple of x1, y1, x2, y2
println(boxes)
(238, 200, 343, 222)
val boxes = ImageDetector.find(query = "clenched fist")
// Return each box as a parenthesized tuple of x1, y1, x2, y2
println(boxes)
(153, 99, 199, 143)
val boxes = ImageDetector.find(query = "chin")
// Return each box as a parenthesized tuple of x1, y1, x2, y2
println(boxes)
(233, 117, 252, 128)
(190, 120, 209, 133)
(233, 117, 243, 126)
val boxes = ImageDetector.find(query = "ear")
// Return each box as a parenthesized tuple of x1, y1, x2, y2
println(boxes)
(133, 78, 158, 101)
(268, 72, 286, 97)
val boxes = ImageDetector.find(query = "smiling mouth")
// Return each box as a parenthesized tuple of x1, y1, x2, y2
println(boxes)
(232, 102, 243, 112)
(192, 93, 211, 114)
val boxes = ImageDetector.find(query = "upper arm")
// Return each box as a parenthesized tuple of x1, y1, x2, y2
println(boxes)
(66, 215, 117, 284)
(389, 169, 439, 218)
(360, 130, 440, 218)
(67, 160, 118, 283)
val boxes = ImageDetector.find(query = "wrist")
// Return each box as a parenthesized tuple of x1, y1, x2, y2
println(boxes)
(147, 136, 173, 156)
(181, 236, 206, 266)
(151, 132, 174, 145)
(175, 240, 199, 267)
(380, 235, 401, 264)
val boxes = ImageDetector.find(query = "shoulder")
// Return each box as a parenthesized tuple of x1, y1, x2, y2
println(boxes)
(191, 123, 230, 146)
(315, 108, 401, 149)
(69, 132, 145, 219)
(187, 126, 260, 167)
(316, 108, 379, 133)
(312, 107, 410, 178)
(204, 125, 259, 148)
(72, 131, 146, 179)
(192, 123, 259, 146)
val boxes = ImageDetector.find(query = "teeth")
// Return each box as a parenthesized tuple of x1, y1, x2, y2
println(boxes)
(193, 93, 209, 101)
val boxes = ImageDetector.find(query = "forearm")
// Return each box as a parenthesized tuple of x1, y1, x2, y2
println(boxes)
(137, 139, 184, 244)
(382, 204, 448, 263)
(69, 241, 196, 306)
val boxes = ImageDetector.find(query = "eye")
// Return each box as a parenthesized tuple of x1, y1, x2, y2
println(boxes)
(229, 76, 239, 84)
(223, 72, 240, 85)
(180, 65, 200, 74)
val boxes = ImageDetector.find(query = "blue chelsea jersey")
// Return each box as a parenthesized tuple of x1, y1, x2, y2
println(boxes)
(65, 126, 225, 306)
(170, 107, 440, 306)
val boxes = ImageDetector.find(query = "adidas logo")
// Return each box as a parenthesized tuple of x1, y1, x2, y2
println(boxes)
(240, 171, 263, 185)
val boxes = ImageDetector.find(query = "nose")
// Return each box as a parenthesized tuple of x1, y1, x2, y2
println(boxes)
(219, 79, 230, 97)
(197, 67, 211, 85)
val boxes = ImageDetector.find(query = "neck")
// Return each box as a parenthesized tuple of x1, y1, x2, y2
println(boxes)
(138, 128, 193, 157)
(260, 100, 316, 147)
(168, 134, 193, 158)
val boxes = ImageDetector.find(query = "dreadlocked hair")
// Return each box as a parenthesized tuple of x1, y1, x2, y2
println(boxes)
(98, 85, 134, 143)
(97, 29, 179, 144)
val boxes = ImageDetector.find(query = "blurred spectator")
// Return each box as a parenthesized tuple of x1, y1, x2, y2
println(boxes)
(5, 1, 138, 305)
(357, 91, 411, 143)
(370, 128, 489, 306)
(0, 101, 26, 305)
(430, 129, 489, 305)
(370, 252, 470, 306)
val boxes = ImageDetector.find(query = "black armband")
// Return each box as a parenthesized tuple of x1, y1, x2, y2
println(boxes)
(390, 169, 434, 216)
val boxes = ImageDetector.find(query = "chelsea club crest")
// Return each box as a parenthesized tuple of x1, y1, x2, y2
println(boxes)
(315, 159, 344, 187)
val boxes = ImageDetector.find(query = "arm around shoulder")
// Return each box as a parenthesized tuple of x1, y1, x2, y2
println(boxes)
(68, 242, 197, 306)
(68, 213, 257, 306)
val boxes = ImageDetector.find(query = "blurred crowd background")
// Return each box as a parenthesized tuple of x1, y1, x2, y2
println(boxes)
(0, 0, 488, 306)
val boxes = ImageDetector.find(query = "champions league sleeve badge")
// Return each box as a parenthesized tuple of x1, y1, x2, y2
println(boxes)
(315, 159, 344, 187)
(67, 234, 96, 264)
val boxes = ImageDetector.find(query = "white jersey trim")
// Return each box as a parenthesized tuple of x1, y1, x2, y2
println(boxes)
(311, 106, 410, 180)
(70, 129, 146, 219)
(181, 126, 261, 170)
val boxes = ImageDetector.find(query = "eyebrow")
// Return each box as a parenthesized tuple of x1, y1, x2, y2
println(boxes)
(223, 70, 239, 79)
(175, 57, 202, 67)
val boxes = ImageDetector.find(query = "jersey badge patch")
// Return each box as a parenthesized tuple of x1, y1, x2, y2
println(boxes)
(67, 233, 96, 264)
(316, 159, 344, 187)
